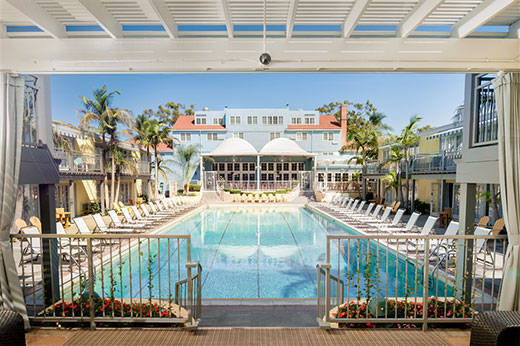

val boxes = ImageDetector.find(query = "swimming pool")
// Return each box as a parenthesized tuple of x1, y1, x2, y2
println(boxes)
(92, 206, 450, 300)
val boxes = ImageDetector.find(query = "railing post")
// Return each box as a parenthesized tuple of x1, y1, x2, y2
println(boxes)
(316, 264, 321, 320)
(422, 237, 429, 331)
(87, 238, 96, 330)
(185, 262, 194, 324)
(323, 263, 332, 323)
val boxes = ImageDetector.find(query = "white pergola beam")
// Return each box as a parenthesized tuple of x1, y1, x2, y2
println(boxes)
(1, 37, 518, 73)
(286, 0, 299, 38)
(5, 0, 66, 39)
(221, 0, 233, 38)
(148, 0, 178, 38)
(509, 19, 520, 38)
(397, 0, 443, 38)
(452, 0, 516, 38)
(78, 0, 123, 39)
(343, 0, 370, 38)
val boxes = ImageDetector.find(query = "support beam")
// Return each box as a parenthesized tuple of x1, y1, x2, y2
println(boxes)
(509, 18, 520, 38)
(397, 0, 443, 38)
(221, 0, 233, 38)
(78, 0, 123, 39)
(342, 0, 370, 38)
(451, 0, 515, 38)
(148, 0, 178, 38)
(286, 0, 299, 38)
(5, 0, 66, 38)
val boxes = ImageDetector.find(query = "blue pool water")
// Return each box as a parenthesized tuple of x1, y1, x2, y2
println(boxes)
(91, 206, 451, 300)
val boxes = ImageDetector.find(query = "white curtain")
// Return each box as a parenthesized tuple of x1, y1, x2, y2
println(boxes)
(0, 74, 29, 327)
(495, 72, 520, 311)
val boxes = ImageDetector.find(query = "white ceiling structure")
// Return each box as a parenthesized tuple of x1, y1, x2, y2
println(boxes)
(0, 0, 519, 73)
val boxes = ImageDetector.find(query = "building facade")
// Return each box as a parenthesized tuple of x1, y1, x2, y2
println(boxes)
(168, 106, 357, 192)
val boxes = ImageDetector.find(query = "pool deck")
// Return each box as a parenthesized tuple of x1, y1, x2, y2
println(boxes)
(26, 327, 471, 346)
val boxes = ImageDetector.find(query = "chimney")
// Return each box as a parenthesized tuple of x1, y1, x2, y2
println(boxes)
(340, 105, 348, 148)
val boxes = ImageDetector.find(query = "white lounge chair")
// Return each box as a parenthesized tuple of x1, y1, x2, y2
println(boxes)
(131, 205, 162, 223)
(379, 211, 421, 233)
(107, 210, 144, 229)
(92, 213, 138, 233)
(121, 207, 154, 227)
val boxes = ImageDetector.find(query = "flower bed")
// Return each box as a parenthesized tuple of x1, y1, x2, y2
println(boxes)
(39, 298, 186, 327)
(334, 298, 473, 329)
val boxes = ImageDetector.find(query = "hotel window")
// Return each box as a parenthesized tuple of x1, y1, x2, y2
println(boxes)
(218, 163, 225, 171)
(323, 132, 334, 141)
(213, 118, 223, 125)
(342, 173, 349, 182)
(219, 174, 225, 180)
(291, 173, 297, 180)
(249, 163, 255, 171)
(234, 163, 240, 171)
(227, 163, 233, 171)
(242, 163, 249, 171)
(276, 163, 282, 171)
(291, 163, 297, 170)
(327, 173, 332, 182)
(278, 116, 283, 124)
(234, 174, 240, 181)
(243, 174, 248, 181)
(268, 174, 274, 180)
(318, 173, 324, 182)
(291, 117, 301, 125)
(247, 116, 258, 125)
(232, 132, 244, 139)
(196, 117, 207, 125)
(227, 173, 233, 181)
(335, 173, 341, 182)
(262, 116, 282, 125)
(283, 173, 289, 181)
(298, 162, 304, 170)
(207, 132, 218, 141)
(261, 174, 267, 180)
(283, 162, 289, 171)
(304, 117, 315, 125)
(296, 132, 308, 141)
(261, 163, 267, 170)
(268, 163, 274, 171)
(180, 133, 191, 141)
(229, 116, 241, 125)
(249, 174, 255, 181)
(270, 132, 281, 141)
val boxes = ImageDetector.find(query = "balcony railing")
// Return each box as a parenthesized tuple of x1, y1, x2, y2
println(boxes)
(218, 180, 297, 191)
(410, 151, 460, 174)
(12, 232, 201, 328)
(54, 150, 103, 175)
(474, 74, 498, 145)
(365, 161, 389, 175)
(317, 232, 507, 329)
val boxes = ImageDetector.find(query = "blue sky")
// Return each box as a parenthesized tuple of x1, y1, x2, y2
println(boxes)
(50, 73, 465, 133)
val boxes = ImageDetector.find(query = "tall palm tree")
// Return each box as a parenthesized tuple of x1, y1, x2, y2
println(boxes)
(368, 110, 393, 133)
(134, 113, 153, 175)
(144, 119, 177, 199)
(382, 171, 399, 201)
(347, 122, 378, 200)
(106, 147, 137, 204)
(397, 115, 422, 209)
(103, 108, 133, 207)
(79, 85, 122, 212)
(174, 144, 201, 195)
(380, 145, 404, 203)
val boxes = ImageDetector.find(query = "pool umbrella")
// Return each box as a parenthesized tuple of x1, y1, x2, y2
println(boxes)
(495, 73, 520, 311)
(0, 75, 29, 328)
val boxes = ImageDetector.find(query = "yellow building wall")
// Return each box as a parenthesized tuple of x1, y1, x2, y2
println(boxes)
(74, 180, 98, 215)
(417, 135, 439, 155)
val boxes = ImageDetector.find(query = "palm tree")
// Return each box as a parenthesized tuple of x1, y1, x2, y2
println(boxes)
(396, 115, 422, 209)
(104, 108, 133, 207)
(382, 171, 399, 201)
(380, 145, 404, 203)
(134, 112, 153, 174)
(151, 158, 175, 184)
(368, 110, 393, 133)
(347, 122, 378, 200)
(144, 119, 177, 199)
(79, 85, 122, 212)
(106, 147, 137, 204)
(174, 144, 201, 195)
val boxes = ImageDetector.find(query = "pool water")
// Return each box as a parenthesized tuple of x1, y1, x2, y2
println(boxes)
(92, 206, 451, 300)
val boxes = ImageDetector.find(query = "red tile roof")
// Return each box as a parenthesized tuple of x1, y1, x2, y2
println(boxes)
(286, 115, 341, 130)
(172, 115, 227, 131)
(156, 142, 173, 152)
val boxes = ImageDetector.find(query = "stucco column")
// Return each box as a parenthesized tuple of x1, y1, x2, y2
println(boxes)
(257, 155, 260, 192)
(68, 180, 75, 217)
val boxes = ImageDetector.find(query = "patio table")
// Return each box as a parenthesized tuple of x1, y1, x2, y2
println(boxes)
(56, 211, 72, 228)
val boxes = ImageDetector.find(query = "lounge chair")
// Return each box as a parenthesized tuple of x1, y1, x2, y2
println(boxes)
(121, 207, 154, 227)
(55, 222, 87, 265)
(148, 201, 175, 216)
(92, 213, 138, 233)
(20, 227, 41, 264)
(476, 216, 490, 227)
(391, 201, 401, 213)
(29, 216, 42, 231)
(391, 215, 438, 248)
(379, 211, 421, 233)
(491, 218, 505, 235)
(73, 216, 117, 243)
(375, 209, 405, 227)
(131, 205, 162, 223)
(140, 204, 166, 220)
(247, 194, 254, 203)
(354, 204, 382, 222)
(107, 210, 145, 230)
(14, 219, 28, 232)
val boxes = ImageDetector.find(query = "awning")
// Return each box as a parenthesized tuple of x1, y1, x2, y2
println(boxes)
(426, 127, 463, 140)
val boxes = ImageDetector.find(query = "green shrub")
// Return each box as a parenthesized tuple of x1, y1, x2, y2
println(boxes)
(414, 199, 429, 214)
(89, 202, 101, 214)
